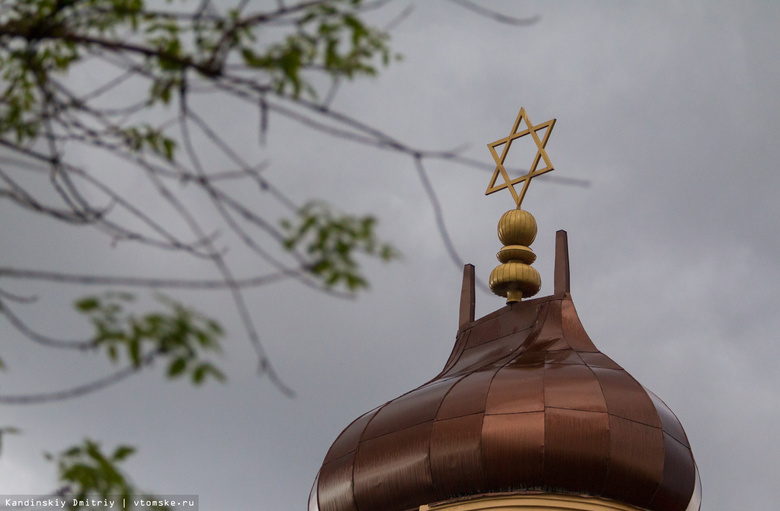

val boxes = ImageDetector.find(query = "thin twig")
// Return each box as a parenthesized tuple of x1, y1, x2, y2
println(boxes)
(0, 299, 95, 350)
(447, 0, 541, 26)
(0, 267, 301, 289)
(0, 352, 157, 405)
(414, 156, 492, 295)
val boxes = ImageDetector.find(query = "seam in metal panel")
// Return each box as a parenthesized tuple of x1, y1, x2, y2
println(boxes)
(439, 329, 473, 377)
(641, 427, 666, 510)
(351, 402, 388, 511)
(428, 373, 471, 496)
(324, 406, 380, 463)
(579, 350, 611, 498)
(479, 359, 516, 492)
(541, 406, 608, 414)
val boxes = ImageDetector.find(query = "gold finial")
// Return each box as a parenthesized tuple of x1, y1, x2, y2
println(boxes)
(485, 108, 556, 303)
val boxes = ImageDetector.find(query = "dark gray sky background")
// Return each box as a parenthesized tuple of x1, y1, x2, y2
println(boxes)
(1, 2, 778, 510)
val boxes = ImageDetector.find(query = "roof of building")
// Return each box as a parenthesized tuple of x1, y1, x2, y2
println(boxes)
(309, 231, 700, 511)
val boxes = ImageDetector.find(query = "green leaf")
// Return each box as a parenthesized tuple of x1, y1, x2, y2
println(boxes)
(107, 344, 118, 362)
(128, 338, 141, 367)
(75, 297, 100, 312)
(280, 200, 400, 292)
(112, 445, 135, 461)
(47, 438, 170, 509)
(167, 357, 187, 378)
(192, 364, 206, 385)
(192, 363, 225, 385)
(63, 446, 83, 457)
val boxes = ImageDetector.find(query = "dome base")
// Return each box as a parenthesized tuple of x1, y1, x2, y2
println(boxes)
(421, 493, 646, 511)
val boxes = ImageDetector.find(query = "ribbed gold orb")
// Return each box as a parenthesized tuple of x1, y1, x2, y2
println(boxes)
(497, 209, 537, 246)
(489, 262, 541, 302)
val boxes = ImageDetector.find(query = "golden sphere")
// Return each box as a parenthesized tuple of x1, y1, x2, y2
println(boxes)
(497, 209, 537, 246)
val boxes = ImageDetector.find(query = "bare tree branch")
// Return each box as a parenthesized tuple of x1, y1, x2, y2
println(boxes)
(0, 298, 95, 350)
(447, 0, 541, 26)
(413, 156, 492, 295)
(0, 267, 301, 289)
(0, 0, 582, 402)
(0, 352, 157, 405)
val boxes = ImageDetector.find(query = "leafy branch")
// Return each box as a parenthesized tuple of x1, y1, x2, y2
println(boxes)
(282, 200, 400, 291)
(76, 293, 225, 385)
(0, 293, 225, 405)
(0, 0, 558, 404)
(46, 439, 171, 511)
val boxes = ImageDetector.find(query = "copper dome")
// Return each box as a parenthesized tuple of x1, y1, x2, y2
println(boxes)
(310, 232, 700, 511)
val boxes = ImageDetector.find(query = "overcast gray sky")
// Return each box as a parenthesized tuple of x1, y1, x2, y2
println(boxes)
(1, 1, 779, 510)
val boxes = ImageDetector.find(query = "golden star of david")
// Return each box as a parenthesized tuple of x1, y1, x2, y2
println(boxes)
(485, 107, 556, 208)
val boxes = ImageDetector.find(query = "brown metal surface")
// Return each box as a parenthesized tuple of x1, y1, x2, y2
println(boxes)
(591, 367, 660, 426)
(317, 451, 358, 511)
(544, 408, 610, 493)
(646, 433, 697, 511)
(485, 364, 544, 414)
(429, 414, 485, 499)
(311, 231, 699, 511)
(436, 371, 493, 420)
(447, 331, 528, 376)
(647, 390, 691, 447)
(353, 422, 436, 511)
(323, 409, 379, 463)
(554, 230, 570, 295)
(602, 416, 665, 504)
(362, 378, 457, 440)
(543, 364, 608, 412)
(459, 264, 476, 330)
(482, 411, 545, 490)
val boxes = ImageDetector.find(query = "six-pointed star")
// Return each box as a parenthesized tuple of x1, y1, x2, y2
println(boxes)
(485, 107, 556, 208)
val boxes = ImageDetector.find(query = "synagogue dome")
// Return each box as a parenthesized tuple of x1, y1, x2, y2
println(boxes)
(309, 232, 700, 511)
